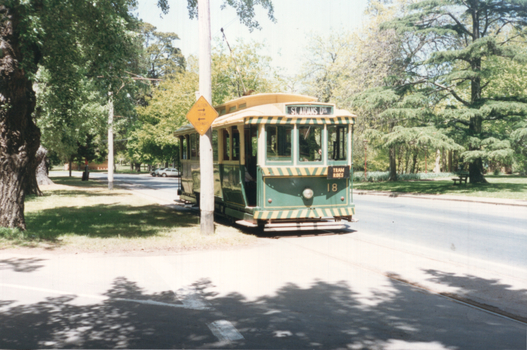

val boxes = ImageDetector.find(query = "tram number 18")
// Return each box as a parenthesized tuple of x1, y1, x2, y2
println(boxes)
(327, 183, 338, 192)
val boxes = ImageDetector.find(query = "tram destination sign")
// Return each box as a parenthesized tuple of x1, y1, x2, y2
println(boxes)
(327, 166, 350, 179)
(286, 105, 333, 116)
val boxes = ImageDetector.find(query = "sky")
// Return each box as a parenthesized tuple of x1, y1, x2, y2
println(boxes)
(135, 0, 369, 76)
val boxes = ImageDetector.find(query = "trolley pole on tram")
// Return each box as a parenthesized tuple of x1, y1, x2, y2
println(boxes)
(198, 0, 215, 235)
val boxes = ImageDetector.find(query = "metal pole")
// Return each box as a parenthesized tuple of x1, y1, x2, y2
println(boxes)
(198, 0, 214, 235)
(108, 92, 114, 190)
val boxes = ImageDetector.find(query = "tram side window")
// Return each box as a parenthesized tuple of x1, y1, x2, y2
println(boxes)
(299, 126, 322, 162)
(181, 136, 188, 160)
(232, 126, 240, 161)
(266, 125, 292, 162)
(328, 126, 348, 161)
(223, 129, 230, 161)
(212, 130, 218, 162)
(190, 134, 199, 160)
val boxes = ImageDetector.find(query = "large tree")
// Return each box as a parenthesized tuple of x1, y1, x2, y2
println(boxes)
(130, 40, 284, 166)
(141, 22, 186, 80)
(297, 0, 420, 180)
(0, 0, 139, 230)
(384, 0, 527, 182)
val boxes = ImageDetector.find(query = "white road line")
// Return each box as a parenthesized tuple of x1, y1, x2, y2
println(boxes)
(0, 283, 107, 301)
(145, 257, 211, 310)
(114, 298, 187, 308)
(0, 283, 208, 310)
(177, 287, 211, 310)
(207, 320, 244, 342)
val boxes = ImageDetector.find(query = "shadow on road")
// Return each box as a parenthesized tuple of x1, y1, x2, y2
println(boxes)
(0, 273, 524, 349)
(0, 258, 46, 273)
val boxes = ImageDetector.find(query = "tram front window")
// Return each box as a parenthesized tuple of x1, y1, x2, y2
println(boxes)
(328, 125, 348, 161)
(299, 126, 322, 162)
(266, 125, 292, 162)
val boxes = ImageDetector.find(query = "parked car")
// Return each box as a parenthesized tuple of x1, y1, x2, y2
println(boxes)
(151, 168, 165, 177)
(159, 168, 181, 177)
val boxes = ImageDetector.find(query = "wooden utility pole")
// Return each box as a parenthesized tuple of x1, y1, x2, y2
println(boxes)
(198, 0, 215, 234)
(108, 91, 114, 190)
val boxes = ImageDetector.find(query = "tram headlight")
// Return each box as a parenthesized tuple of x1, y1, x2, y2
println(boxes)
(302, 187, 314, 200)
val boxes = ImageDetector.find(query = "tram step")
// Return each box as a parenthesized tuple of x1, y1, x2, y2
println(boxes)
(235, 220, 259, 228)
(264, 221, 348, 232)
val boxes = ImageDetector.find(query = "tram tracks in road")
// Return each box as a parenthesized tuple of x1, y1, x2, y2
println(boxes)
(278, 233, 527, 327)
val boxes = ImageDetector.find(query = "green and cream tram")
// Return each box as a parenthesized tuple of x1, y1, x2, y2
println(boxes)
(174, 93, 357, 232)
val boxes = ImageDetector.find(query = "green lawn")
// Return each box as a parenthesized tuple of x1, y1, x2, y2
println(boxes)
(51, 164, 157, 174)
(353, 175, 527, 200)
(0, 177, 256, 251)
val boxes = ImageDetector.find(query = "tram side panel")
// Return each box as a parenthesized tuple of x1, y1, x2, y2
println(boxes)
(219, 164, 246, 207)
(180, 159, 249, 213)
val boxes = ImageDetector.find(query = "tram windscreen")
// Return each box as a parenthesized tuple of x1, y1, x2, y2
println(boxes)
(266, 125, 292, 161)
(328, 126, 348, 161)
(299, 126, 322, 162)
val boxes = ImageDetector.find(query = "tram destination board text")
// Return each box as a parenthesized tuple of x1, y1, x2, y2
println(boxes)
(327, 166, 350, 179)
(287, 105, 333, 116)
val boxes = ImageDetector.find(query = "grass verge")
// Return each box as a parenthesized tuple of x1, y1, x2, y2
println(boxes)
(353, 175, 527, 200)
(1, 177, 257, 252)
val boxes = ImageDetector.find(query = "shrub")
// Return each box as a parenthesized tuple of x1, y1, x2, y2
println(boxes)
(353, 171, 457, 182)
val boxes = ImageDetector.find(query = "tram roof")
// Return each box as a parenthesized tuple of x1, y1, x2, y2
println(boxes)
(174, 93, 357, 135)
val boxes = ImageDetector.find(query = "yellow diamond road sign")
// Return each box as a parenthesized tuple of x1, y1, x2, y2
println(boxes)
(186, 96, 219, 135)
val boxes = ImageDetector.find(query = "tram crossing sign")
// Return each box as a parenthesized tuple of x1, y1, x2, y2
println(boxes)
(186, 96, 219, 135)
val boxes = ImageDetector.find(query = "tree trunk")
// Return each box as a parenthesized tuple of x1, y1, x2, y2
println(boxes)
(0, 4, 41, 229)
(389, 146, 397, 181)
(36, 147, 53, 186)
(404, 148, 410, 174)
(468, 14, 487, 184)
(468, 115, 488, 183)
(433, 149, 441, 173)
(469, 158, 487, 183)
(25, 146, 46, 196)
(411, 150, 418, 174)
(134, 162, 141, 172)
(397, 146, 404, 173)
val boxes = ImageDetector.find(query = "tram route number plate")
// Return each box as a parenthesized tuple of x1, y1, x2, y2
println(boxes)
(327, 166, 349, 179)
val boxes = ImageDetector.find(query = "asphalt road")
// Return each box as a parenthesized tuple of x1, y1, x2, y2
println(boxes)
(352, 194, 527, 270)
(4, 171, 521, 348)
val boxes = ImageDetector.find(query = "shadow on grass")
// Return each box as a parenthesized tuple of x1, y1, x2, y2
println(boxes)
(49, 177, 107, 188)
(24, 204, 197, 241)
(355, 180, 527, 196)
(25, 178, 131, 202)
(26, 191, 130, 202)
(0, 272, 524, 348)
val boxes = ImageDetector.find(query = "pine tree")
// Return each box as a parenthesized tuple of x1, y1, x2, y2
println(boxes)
(384, 0, 527, 183)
